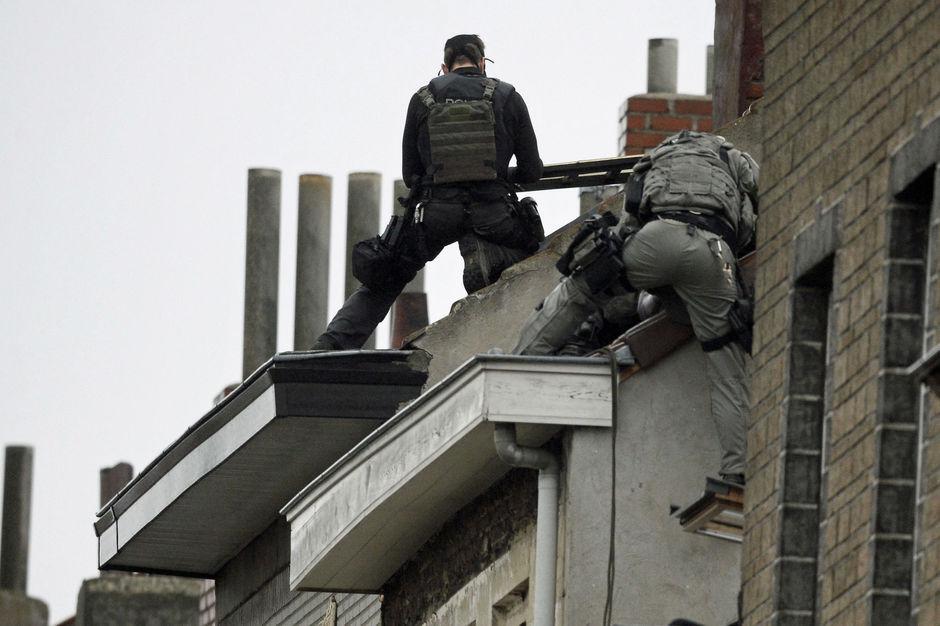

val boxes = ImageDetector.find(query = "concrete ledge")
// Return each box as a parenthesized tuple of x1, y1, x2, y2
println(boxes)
(76, 575, 201, 626)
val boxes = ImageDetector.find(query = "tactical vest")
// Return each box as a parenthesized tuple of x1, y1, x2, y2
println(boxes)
(640, 131, 742, 228)
(417, 77, 499, 184)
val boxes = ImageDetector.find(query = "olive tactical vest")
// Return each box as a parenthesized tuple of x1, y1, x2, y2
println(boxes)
(417, 77, 499, 184)
(641, 131, 742, 226)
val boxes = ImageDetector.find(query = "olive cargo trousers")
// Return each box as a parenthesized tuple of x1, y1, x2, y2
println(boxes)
(515, 218, 748, 476)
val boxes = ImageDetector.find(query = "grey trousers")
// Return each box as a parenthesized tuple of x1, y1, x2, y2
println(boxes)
(515, 219, 748, 475)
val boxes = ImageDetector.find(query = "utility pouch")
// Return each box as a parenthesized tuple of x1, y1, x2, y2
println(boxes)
(559, 212, 629, 295)
(517, 196, 545, 252)
(352, 186, 426, 292)
(556, 212, 619, 276)
(727, 297, 754, 354)
(624, 170, 646, 219)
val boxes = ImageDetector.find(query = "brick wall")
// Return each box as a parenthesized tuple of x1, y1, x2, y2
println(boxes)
(618, 94, 713, 155)
(381, 468, 537, 625)
(743, 0, 940, 624)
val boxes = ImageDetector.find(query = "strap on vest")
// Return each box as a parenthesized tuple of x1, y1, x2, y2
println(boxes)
(482, 78, 497, 102)
(417, 86, 435, 108)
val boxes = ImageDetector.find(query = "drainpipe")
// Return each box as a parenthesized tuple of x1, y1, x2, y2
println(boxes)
(493, 423, 559, 626)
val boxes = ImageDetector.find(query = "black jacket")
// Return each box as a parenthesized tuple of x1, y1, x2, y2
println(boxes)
(402, 67, 543, 187)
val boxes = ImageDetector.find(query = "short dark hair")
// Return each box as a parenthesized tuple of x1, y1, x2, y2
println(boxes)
(443, 34, 485, 69)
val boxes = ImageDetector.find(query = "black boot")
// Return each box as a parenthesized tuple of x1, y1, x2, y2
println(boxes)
(719, 473, 746, 487)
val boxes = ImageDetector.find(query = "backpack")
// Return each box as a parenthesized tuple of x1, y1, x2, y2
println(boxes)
(626, 131, 741, 226)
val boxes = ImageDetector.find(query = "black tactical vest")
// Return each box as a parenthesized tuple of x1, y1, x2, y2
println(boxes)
(417, 74, 500, 184)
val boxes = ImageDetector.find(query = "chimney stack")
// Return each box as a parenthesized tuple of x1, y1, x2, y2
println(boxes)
(619, 39, 713, 155)
(706, 45, 715, 96)
(345, 172, 381, 349)
(390, 179, 429, 347)
(647, 38, 678, 93)
(243, 168, 281, 378)
(1, 446, 33, 594)
(99, 462, 134, 509)
(294, 174, 332, 350)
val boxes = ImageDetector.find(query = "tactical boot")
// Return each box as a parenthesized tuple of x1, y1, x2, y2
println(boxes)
(719, 473, 745, 487)
(557, 315, 604, 356)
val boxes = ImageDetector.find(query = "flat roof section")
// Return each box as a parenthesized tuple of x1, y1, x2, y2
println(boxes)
(283, 354, 614, 593)
(95, 350, 429, 577)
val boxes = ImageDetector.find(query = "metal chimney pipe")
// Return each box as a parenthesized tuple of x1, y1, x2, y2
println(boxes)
(99, 462, 133, 509)
(706, 44, 715, 95)
(1, 446, 33, 594)
(345, 172, 381, 349)
(294, 174, 332, 350)
(390, 179, 429, 348)
(243, 168, 281, 379)
(647, 38, 678, 93)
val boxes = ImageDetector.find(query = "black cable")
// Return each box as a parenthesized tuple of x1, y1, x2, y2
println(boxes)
(601, 348, 619, 626)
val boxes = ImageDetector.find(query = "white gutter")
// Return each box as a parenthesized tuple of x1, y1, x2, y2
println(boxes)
(493, 422, 559, 626)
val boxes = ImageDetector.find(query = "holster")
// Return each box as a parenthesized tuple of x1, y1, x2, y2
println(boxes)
(557, 212, 633, 295)
(516, 196, 545, 253)
(351, 179, 427, 293)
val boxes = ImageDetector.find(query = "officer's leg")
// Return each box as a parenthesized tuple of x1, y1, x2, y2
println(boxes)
(458, 234, 528, 293)
(315, 200, 463, 349)
(621, 220, 746, 476)
(318, 285, 406, 349)
(514, 274, 602, 355)
(462, 198, 533, 292)
(668, 230, 747, 477)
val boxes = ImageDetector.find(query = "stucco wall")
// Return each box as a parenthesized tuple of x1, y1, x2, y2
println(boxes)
(563, 341, 741, 625)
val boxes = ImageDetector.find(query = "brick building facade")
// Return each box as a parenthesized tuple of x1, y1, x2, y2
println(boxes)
(742, 1, 939, 624)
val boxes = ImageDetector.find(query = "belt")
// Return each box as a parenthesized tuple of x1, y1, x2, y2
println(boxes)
(657, 211, 738, 252)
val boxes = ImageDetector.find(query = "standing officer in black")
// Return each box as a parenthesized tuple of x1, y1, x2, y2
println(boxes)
(312, 34, 543, 350)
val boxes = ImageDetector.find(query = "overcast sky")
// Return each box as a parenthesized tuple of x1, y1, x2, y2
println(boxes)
(0, 1, 714, 621)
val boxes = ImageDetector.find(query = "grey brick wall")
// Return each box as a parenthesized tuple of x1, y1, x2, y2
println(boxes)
(743, 0, 940, 623)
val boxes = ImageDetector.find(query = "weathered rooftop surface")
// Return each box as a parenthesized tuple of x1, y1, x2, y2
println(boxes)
(95, 350, 429, 577)
(282, 354, 614, 592)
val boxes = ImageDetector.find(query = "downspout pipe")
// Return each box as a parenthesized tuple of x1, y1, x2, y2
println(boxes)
(493, 422, 559, 626)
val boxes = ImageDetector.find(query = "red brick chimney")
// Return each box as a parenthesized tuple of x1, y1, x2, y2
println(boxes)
(619, 39, 714, 155)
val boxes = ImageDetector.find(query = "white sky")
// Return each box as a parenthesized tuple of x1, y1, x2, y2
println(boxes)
(0, 1, 714, 621)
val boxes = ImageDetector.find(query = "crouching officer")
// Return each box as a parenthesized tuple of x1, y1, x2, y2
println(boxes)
(514, 130, 759, 486)
(312, 33, 543, 350)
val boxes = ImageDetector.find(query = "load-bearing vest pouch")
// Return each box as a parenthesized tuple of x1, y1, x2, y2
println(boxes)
(418, 78, 498, 184)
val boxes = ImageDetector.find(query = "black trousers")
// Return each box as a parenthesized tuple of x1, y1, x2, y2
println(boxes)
(321, 189, 532, 349)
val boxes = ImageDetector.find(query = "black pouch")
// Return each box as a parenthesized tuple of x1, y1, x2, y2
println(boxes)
(352, 210, 426, 292)
(556, 212, 619, 276)
(730, 264, 755, 353)
(517, 196, 545, 252)
(624, 170, 645, 218)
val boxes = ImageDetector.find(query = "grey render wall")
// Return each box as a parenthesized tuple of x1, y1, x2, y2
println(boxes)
(563, 341, 742, 625)
(215, 519, 379, 626)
